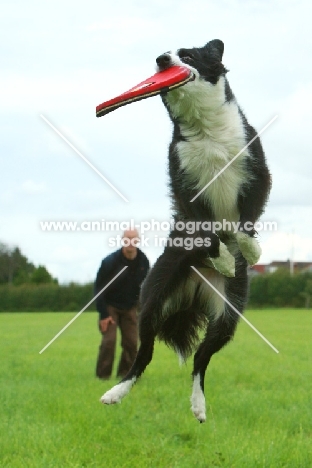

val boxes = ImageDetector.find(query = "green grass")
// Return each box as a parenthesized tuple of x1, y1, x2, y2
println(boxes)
(1, 309, 311, 467)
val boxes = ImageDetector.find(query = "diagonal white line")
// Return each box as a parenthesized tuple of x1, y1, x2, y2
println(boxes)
(40, 114, 129, 203)
(39, 266, 128, 354)
(191, 266, 279, 353)
(190, 115, 278, 202)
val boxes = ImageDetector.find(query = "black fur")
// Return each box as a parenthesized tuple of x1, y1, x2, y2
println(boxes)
(102, 40, 271, 422)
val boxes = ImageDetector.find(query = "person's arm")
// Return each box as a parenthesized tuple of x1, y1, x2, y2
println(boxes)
(94, 257, 115, 323)
(142, 255, 150, 281)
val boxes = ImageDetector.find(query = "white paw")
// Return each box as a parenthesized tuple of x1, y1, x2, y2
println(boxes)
(191, 401, 206, 423)
(191, 374, 206, 423)
(210, 241, 235, 277)
(100, 378, 136, 405)
(100, 387, 122, 405)
(237, 232, 261, 265)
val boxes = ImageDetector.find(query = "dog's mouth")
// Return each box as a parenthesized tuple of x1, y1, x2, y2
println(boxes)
(156, 53, 197, 82)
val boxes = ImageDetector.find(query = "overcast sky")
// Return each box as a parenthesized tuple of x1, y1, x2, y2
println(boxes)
(1, 0, 312, 283)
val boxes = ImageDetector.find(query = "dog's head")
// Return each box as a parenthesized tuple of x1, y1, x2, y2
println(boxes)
(156, 39, 227, 85)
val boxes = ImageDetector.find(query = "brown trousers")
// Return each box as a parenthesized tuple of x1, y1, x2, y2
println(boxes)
(95, 305, 138, 379)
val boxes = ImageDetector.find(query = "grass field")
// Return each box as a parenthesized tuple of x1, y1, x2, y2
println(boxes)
(1, 309, 311, 467)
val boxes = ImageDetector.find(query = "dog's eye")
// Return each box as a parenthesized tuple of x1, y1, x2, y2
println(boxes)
(181, 55, 194, 64)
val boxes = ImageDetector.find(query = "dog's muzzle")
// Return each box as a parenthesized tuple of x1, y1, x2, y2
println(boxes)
(156, 53, 172, 71)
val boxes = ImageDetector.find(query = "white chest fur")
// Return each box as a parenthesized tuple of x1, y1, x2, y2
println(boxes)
(166, 77, 250, 223)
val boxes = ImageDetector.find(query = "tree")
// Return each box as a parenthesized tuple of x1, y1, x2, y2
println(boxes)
(0, 243, 11, 283)
(30, 265, 57, 285)
(0, 243, 33, 284)
(0, 241, 57, 285)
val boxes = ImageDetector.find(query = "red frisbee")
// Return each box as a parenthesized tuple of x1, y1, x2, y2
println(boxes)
(96, 66, 194, 118)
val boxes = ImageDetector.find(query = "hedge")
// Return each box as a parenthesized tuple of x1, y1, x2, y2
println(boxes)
(0, 283, 96, 312)
(0, 270, 311, 312)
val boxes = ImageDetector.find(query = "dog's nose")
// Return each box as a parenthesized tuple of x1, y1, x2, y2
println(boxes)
(156, 53, 172, 69)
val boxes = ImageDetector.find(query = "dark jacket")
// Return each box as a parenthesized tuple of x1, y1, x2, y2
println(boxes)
(94, 248, 150, 319)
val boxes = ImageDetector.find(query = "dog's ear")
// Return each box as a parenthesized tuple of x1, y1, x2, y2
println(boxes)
(205, 39, 224, 61)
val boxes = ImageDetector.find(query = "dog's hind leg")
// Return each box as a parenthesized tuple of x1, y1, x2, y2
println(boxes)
(190, 311, 239, 422)
(100, 245, 196, 405)
(100, 313, 156, 405)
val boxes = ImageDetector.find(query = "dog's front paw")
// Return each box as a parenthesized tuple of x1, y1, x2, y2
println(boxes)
(237, 232, 261, 265)
(100, 379, 135, 405)
(209, 242, 235, 277)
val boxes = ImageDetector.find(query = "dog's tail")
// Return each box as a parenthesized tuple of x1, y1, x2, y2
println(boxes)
(158, 296, 210, 360)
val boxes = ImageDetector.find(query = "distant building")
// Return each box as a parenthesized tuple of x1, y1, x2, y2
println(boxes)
(249, 260, 312, 276)
(252, 264, 267, 274)
(248, 264, 267, 277)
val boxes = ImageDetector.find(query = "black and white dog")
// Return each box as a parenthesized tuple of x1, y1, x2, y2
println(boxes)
(101, 40, 271, 422)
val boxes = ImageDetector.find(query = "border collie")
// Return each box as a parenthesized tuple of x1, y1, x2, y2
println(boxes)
(100, 39, 271, 422)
